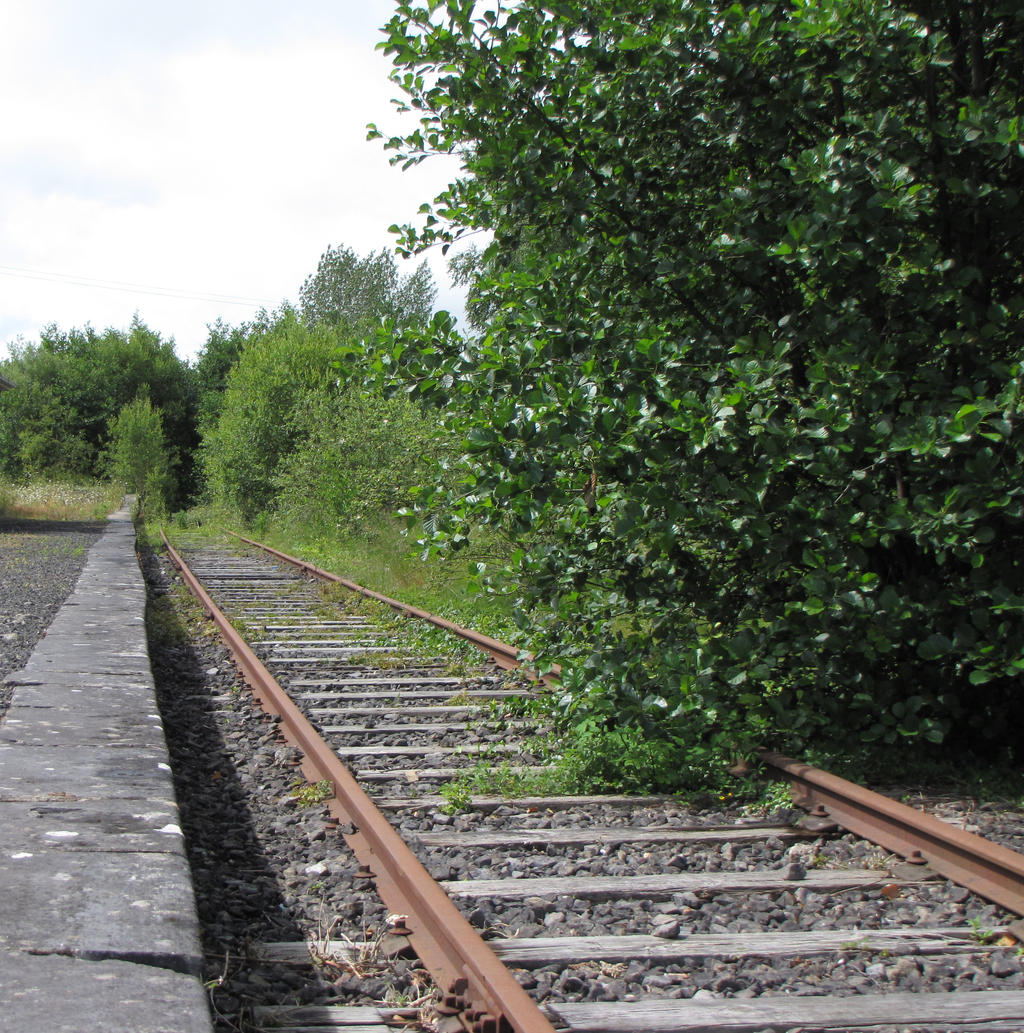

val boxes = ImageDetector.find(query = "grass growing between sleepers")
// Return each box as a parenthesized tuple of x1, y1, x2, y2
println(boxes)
(163, 504, 521, 648)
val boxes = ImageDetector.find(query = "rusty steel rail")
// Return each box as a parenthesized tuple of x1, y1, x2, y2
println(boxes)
(762, 750, 1024, 917)
(228, 532, 560, 685)
(162, 531, 557, 1033)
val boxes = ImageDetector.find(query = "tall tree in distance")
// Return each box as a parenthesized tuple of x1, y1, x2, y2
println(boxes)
(200, 244, 447, 528)
(192, 318, 249, 430)
(299, 244, 435, 330)
(199, 307, 339, 521)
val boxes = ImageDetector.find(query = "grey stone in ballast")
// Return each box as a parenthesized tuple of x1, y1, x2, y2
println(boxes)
(0, 948, 212, 1033)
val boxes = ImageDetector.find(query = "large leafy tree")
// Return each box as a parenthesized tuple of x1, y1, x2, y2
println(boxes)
(201, 245, 448, 527)
(374, 0, 1024, 772)
(192, 318, 250, 430)
(200, 308, 340, 520)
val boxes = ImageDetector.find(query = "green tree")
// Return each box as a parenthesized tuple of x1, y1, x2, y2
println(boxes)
(299, 244, 435, 330)
(192, 318, 249, 430)
(0, 317, 197, 501)
(200, 308, 340, 520)
(202, 248, 450, 527)
(274, 383, 452, 531)
(106, 397, 173, 516)
(374, 0, 1024, 773)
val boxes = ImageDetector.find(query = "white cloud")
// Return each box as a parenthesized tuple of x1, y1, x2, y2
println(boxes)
(0, 1, 464, 360)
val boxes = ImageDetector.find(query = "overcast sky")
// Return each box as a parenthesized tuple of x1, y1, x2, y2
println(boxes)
(0, 1, 463, 362)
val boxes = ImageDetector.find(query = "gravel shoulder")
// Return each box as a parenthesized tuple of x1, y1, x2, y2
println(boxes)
(0, 516, 106, 717)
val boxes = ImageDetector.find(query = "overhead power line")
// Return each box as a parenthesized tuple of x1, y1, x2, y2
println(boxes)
(0, 263, 278, 308)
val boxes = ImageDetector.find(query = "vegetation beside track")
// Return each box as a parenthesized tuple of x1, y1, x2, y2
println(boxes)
(0, 477, 124, 521)
(156, 520, 1024, 812)
(0, 321, 197, 510)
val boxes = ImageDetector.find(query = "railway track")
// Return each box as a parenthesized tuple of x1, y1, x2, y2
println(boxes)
(161, 533, 1024, 1033)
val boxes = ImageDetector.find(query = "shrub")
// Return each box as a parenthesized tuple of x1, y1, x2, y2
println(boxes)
(375, 0, 1024, 771)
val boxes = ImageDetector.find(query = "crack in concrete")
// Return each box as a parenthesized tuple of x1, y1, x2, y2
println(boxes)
(21, 945, 203, 977)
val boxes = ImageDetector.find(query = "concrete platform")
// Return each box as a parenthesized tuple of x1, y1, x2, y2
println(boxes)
(0, 501, 213, 1032)
(0, 948, 212, 1033)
